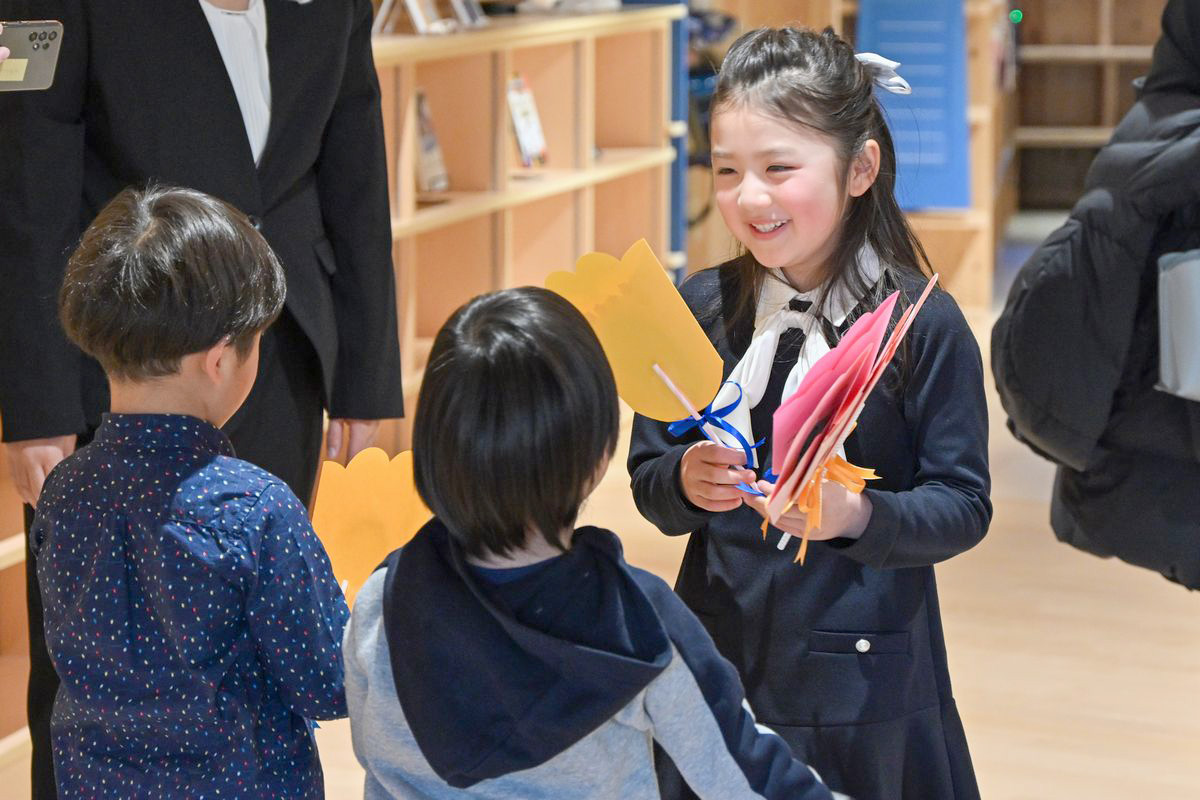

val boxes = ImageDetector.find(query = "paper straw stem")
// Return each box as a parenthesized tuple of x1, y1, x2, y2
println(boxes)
(652, 363, 721, 447)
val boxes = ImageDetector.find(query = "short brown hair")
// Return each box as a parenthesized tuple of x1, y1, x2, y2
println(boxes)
(59, 185, 286, 380)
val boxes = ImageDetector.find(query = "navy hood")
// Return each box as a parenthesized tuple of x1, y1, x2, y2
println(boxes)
(380, 519, 672, 789)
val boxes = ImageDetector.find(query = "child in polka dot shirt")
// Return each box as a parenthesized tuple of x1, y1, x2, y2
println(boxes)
(30, 186, 350, 799)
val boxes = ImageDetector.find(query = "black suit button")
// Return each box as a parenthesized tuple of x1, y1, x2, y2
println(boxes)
(247, 215, 263, 231)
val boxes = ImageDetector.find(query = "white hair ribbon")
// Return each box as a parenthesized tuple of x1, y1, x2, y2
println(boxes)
(855, 52, 912, 95)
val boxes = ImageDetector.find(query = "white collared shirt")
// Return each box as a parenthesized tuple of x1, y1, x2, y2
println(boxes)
(704, 248, 885, 468)
(199, 0, 272, 164)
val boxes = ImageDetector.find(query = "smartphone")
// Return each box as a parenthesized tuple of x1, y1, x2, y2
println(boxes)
(0, 20, 64, 92)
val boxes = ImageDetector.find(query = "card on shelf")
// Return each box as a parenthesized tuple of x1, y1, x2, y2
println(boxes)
(508, 73, 548, 168)
(415, 89, 450, 193)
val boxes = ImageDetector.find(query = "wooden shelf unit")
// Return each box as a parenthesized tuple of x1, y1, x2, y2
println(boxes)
(0, 418, 29, 757)
(372, 5, 686, 452)
(1015, 0, 1165, 208)
(692, 0, 1017, 309)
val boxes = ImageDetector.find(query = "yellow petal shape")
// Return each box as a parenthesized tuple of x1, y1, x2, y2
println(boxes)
(310, 448, 431, 607)
(546, 239, 723, 422)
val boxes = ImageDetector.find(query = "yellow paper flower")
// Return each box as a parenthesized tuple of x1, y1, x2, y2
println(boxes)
(310, 448, 431, 607)
(546, 239, 723, 422)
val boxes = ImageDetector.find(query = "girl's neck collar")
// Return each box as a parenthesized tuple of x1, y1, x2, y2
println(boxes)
(755, 245, 884, 328)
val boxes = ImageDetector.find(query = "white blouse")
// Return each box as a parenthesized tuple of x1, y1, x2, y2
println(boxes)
(199, 0, 272, 164)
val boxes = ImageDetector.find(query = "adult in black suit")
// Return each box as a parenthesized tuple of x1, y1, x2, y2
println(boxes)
(0, 1, 404, 796)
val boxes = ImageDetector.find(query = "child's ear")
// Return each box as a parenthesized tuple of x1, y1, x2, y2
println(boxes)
(201, 339, 234, 384)
(848, 139, 881, 198)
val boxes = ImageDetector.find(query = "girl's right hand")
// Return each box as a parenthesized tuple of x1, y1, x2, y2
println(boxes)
(679, 441, 757, 513)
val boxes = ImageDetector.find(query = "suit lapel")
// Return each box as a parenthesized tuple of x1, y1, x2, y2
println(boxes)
(259, 0, 312, 179)
(179, 0, 263, 207)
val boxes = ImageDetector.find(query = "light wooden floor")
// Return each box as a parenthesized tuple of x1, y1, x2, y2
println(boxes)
(2, 310, 1198, 799)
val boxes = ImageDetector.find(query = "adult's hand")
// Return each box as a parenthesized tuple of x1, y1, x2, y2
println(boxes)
(326, 418, 380, 463)
(4, 435, 78, 508)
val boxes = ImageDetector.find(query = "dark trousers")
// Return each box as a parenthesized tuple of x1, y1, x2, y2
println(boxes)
(24, 311, 324, 799)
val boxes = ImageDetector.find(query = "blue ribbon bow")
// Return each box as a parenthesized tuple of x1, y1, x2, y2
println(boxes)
(668, 381, 766, 496)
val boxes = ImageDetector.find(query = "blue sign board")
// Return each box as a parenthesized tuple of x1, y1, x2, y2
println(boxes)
(856, 0, 971, 210)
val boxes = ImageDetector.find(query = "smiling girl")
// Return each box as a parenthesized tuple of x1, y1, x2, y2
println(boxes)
(628, 27, 992, 800)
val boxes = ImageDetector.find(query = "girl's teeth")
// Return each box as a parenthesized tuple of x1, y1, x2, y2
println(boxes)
(752, 221, 786, 233)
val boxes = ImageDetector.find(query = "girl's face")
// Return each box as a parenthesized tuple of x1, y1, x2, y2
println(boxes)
(711, 105, 853, 290)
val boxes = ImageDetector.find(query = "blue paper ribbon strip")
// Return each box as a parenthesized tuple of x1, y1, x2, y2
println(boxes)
(668, 381, 766, 496)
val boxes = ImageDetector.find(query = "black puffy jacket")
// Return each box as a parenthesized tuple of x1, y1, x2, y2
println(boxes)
(992, 0, 1200, 589)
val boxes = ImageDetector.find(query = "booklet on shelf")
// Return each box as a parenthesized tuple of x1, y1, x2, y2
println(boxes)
(415, 89, 450, 193)
(507, 73, 548, 168)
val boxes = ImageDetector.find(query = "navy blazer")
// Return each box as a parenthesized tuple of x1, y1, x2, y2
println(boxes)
(0, 0, 403, 441)
(628, 264, 991, 800)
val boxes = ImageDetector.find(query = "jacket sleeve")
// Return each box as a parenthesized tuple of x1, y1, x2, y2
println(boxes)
(991, 200, 1149, 471)
(0, 0, 89, 441)
(244, 483, 351, 721)
(315, 0, 404, 420)
(832, 291, 992, 569)
(628, 423, 714, 536)
(640, 578, 836, 800)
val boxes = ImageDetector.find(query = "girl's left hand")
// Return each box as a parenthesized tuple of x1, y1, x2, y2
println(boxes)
(745, 479, 873, 542)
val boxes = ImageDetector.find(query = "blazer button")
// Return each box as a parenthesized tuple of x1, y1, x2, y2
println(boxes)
(855, 638, 871, 653)
(247, 215, 263, 231)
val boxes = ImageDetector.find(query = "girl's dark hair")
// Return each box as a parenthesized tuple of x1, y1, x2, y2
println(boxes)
(710, 26, 932, 335)
(412, 287, 620, 559)
(59, 185, 286, 380)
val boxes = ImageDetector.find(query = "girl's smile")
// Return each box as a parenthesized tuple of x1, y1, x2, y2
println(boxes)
(710, 105, 878, 290)
(711, 107, 847, 288)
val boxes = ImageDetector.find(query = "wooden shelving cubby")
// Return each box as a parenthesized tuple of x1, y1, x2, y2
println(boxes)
(372, 5, 685, 451)
(1014, 0, 1165, 208)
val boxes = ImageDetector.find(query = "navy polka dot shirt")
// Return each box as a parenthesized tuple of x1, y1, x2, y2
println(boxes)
(31, 414, 350, 799)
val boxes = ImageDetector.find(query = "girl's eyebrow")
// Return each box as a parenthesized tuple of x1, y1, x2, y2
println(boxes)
(711, 147, 797, 159)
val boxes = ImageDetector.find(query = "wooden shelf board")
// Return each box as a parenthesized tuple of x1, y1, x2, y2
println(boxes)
(908, 209, 990, 233)
(1019, 44, 1154, 63)
(0, 535, 23, 572)
(1016, 126, 1113, 147)
(373, 6, 685, 66)
(392, 146, 675, 239)
(401, 371, 425, 399)
(412, 337, 434, 373)
(0, 655, 29, 742)
(0, 725, 30, 772)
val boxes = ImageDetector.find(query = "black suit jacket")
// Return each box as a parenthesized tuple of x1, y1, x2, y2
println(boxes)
(0, 0, 404, 441)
